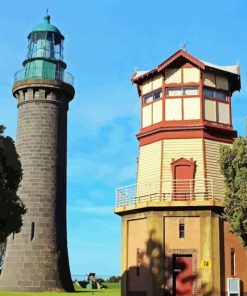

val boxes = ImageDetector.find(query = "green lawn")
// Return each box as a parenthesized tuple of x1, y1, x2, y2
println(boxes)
(0, 283, 120, 296)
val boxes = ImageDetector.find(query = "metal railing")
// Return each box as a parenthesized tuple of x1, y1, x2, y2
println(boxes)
(115, 179, 225, 208)
(14, 67, 74, 86)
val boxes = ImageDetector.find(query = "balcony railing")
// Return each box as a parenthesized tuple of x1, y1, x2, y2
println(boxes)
(115, 178, 225, 208)
(14, 68, 74, 86)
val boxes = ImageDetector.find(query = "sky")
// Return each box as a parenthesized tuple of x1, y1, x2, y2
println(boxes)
(0, 0, 247, 279)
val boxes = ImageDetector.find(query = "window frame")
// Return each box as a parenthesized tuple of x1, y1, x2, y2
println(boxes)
(165, 86, 199, 98)
(143, 88, 162, 105)
(179, 223, 185, 239)
(203, 86, 229, 102)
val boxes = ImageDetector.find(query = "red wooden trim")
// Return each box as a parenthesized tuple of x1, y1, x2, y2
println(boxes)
(199, 71, 203, 121)
(162, 75, 166, 122)
(164, 82, 200, 88)
(157, 49, 205, 72)
(138, 130, 236, 146)
(204, 96, 230, 104)
(202, 138, 207, 179)
(166, 94, 200, 99)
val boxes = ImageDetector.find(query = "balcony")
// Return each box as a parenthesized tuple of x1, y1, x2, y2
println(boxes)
(115, 178, 225, 211)
(14, 68, 74, 86)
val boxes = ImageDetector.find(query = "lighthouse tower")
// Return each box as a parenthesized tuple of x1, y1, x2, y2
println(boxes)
(0, 14, 74, 291)
(115, 50, 247, 296)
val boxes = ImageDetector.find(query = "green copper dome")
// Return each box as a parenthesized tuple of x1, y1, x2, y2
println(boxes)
(31, 14, 61, 35)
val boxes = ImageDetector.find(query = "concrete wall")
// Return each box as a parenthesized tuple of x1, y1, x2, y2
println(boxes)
(121, 209, 223, 296)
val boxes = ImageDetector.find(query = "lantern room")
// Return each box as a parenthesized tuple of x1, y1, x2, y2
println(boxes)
(14, 13, 71, 84)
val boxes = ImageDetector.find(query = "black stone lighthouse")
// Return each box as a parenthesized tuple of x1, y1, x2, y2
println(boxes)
(0, 13, 74, 291)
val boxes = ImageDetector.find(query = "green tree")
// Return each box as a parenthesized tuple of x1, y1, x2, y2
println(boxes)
(220, 137, 247, 247)
(0, 125, 26, 243)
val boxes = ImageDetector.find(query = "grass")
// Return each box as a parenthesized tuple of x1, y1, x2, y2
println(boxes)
(0, 283, 120, 296)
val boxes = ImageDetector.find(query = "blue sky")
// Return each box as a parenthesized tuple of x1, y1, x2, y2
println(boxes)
(0, 0, 246, 278)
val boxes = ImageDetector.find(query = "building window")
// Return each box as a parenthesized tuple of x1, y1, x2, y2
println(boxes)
(31, 222, 35, 241)
(143, 89, 162, 104)
(230, 248, 235, 276)
(166, 86, 199, 97)
(179, 223, 185, 238)
(136, 248, 140, 276)
(203, 87, 228, 101)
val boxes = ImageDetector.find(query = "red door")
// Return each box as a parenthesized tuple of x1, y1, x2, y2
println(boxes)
(171, 158, 195, 200)
(173, 255, 193, 296)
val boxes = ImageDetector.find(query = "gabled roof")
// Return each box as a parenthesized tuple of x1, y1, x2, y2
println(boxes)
(131, 49, 241, 91)
(157, 49, 205, 72)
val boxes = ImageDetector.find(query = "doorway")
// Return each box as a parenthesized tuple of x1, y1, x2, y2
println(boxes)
(172, 254, 193, 296)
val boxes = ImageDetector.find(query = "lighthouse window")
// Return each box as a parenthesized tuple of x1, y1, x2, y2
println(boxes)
(31, 222, 35, 241)
(166, 86, 199, 97)
(143, 89, 162, 104)
(203, 87, 228, 101)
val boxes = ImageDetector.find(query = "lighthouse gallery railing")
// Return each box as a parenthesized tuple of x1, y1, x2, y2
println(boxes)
(115, 178, 225, 207)
(14, 68, 74, 86)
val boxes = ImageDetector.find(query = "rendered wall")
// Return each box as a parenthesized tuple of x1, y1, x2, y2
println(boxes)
(223, 222, 247, 295)
(127, 218, 150, 294)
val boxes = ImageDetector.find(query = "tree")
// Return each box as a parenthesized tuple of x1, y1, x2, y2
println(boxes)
(0, 125, 26, 243)
(220, 136, 247, 247)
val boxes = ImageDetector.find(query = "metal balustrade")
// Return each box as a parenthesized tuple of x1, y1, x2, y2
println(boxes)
(115, 179, 225, 208)
(14, 68, 74, 86)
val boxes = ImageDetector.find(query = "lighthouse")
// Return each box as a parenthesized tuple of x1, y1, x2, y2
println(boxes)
(115, 50, 247, 296)
(0, 14, 74, 291)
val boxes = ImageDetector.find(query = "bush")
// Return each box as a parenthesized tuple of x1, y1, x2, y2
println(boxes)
(107, 276, 121, 283)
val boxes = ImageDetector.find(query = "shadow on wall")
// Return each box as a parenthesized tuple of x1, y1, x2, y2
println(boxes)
(121, 230, 213, 296)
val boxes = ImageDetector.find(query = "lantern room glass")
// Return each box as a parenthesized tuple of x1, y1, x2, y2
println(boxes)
(27, 32, 64, 61)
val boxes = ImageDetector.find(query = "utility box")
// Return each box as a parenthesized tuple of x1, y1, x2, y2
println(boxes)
(227, 278, 240, 296)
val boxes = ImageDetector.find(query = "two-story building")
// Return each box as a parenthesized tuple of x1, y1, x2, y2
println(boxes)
(115, 50, 247, 296)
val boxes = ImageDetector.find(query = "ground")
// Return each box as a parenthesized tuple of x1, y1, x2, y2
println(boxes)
(0, 283, 120, 296)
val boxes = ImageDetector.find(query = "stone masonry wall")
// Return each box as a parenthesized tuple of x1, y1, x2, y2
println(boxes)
(0, 86, 73, 292)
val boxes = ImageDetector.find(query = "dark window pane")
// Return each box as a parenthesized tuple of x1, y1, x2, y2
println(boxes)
(179, 223, 185, 239)
(215, 90, 227, 100)
(203, 88, 214, 97)
(153, 90, 162, 100)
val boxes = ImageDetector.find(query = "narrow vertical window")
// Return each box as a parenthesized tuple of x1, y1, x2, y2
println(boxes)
(12, 232, 15, 240)
(31, 222, 35, 241)
(179, 223, 185, 239)
(230, 248, 235, 276)
(136, 248, 140, 276)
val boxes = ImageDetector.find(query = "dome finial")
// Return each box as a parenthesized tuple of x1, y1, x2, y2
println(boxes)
(44, 8, 51, 23)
